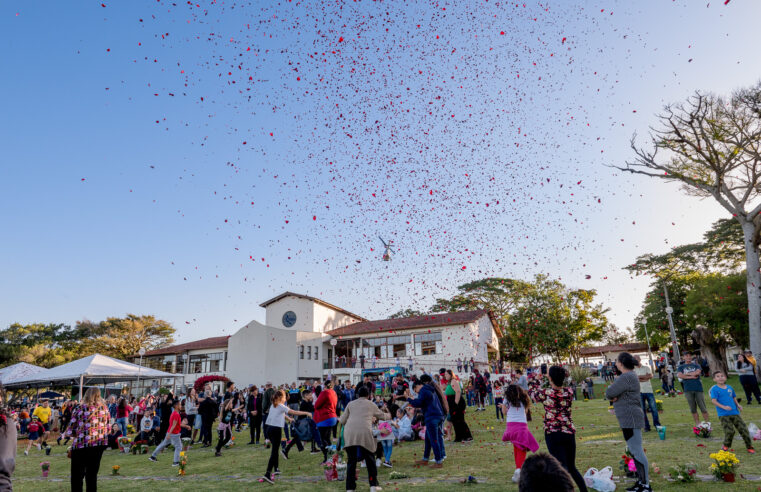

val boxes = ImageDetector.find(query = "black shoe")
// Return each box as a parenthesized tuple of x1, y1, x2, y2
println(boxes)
(273, 469, 281, 475)
(644, 427, 651, 432)
(625, 482, 642, 492)
(261, 474, 274, 484)
(149, 456, 158, 462)
(280, 449, 288, 460)
(247, 441, 256, 445)
(215, 451, 222, 457)
(639, 484, 652, 492)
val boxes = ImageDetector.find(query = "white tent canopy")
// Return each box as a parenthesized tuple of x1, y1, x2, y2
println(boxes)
(0, 362, 46, 386)
(2, 353, 177, 389)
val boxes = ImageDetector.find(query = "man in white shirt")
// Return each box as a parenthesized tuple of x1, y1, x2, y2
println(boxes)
(634, 355, 661, 432)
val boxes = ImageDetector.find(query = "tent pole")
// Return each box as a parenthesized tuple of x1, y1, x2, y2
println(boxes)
(79, 374, 83, 401)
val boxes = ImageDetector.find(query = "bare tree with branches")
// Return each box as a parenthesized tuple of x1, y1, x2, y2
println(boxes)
(616, 82, 761, 358)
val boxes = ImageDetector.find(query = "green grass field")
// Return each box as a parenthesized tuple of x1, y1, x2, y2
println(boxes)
(12, 376, 761, 491)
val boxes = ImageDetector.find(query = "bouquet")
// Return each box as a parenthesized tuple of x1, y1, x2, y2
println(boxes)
(224, 435, 235, 448)
(655, 399, 664, 412)
(667, 464, 696, 483)
(178, 451, 187, 476)
(182, 437, 192, 451)
(112, 465, 121, 476)
(127, 424, 136, 434)
(709, 450, 739, 481)
(389, 471, 409, 479)
(40, 461, 50, 478)
(118, 436, 132, 453)
(692, 421, 711, 438)
(618, 448, 636, 477)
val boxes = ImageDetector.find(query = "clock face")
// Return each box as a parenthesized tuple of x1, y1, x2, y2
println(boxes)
(282, 311, 297, 327)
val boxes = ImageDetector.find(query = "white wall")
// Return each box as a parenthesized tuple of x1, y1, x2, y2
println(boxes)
(296, 331, 326, 379)
(264, 296, 316, 332)
(227, 320, 299, 386)
(313, 302, 363, 333)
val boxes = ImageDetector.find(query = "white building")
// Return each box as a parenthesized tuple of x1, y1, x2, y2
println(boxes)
(137, 292, 501, 389)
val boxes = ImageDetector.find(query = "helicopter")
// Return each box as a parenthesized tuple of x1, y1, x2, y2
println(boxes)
(379, 236, 395, 261)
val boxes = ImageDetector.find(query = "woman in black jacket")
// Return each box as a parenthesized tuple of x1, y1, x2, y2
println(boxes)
(247, 386, 263, 444)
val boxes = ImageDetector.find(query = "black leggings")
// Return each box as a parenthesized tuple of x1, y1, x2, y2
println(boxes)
(739, 375, 761, 403)
(71, 445, 106, 492)
(265, 426, 282, 476)
(544, 432, 588, 492)
(216, 426, 231, 452)
(318, 425, 332, 461)
(345, 445, 379, 490)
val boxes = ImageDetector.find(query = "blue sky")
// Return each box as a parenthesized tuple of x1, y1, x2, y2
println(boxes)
(1, 0, 760, 343)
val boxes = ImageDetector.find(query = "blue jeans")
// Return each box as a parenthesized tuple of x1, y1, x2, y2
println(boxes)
(495, 398, 504, 419)
(640, 393, 661, 430)
(381, 440, 393, 462)
(116, 417, 128, 437)
(423, 418, 445, 463)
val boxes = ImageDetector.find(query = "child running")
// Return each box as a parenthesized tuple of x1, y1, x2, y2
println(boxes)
(501, 384, 539, 483)
(24, 418, 41, 456)
(261, 389, 312, 484)
(709, 370, 755, 453)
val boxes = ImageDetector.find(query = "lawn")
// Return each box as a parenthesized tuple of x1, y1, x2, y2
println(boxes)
(12, 376, 761, 491)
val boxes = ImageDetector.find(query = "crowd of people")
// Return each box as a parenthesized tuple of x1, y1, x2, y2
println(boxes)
(3, 349, 761, 491)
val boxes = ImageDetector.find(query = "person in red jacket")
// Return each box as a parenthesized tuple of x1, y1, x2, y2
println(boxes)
(313, 379, 338, 464)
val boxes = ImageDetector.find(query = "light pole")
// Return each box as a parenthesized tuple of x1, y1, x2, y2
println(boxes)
(330, 339, 337, 380)
(663, 283, 681, 363)
(136, 347, 146, 396)
(640, 318, 655, 371)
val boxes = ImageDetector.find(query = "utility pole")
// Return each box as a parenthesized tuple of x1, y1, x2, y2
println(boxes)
(662, 281, 681, 364)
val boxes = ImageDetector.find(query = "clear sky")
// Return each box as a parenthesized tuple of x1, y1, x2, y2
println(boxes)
(1, 0, 760, 343)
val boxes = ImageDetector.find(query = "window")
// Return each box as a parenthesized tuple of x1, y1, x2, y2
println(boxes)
(162, 355, 175, 373)
(300, 345, 304, 359)
(415, 332, 442, 355)
(307, 346, 312, 360)
(188, 352, 227, 373)
(314, 346, 318, 360)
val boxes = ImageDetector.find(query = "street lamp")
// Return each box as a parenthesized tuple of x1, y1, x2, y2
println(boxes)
(663, 293, 681, 364)
(330, 339, 338, 380)
(137, 347, 146, 396)
(639, 318, 655, 372)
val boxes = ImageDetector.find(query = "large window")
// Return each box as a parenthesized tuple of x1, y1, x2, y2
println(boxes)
(415, 332, 442, 355)
(360, 335, 412, 358)
(307, 346, 312, 360)
(189, 352, 226, 373)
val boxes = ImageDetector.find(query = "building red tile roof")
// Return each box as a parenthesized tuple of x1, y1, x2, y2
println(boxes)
(141, 336, 231, 357)
(259, 291, 367, 322)
(578, 342, 650, 356)
(327, 310, 502, 338)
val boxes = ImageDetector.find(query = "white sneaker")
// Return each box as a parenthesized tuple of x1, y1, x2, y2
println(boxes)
(370, 487, 382, 492)
(512, 468, 521, 483)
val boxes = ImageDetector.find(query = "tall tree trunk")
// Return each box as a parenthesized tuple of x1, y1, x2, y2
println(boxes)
(740, 220, 761, 367)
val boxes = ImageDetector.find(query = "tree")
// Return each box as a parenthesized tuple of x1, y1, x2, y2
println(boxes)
(77, 315, 175, 361)
(387, 308, 425, 319)
(0, 323, 85, 368)
(602, 324, 635, 346)
(431, 277, 533, 361)
(618, 82, 761, 359)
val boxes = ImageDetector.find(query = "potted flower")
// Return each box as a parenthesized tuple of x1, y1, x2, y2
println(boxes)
(182, 437, 192, 452)
(118, 436, 132, 453)
(693, 421, 711, 438)
(667, 464, 696, 483)
(710, 450, 739, 482)
(335, 451, 347, 481)
(618, 449, 637, 478)
(40, 461, 50, 478)
(389, 471, 409, 479)
(112, 465, 121, 476)
(178, 451, 187, 476)
(655, 399, 664, 412)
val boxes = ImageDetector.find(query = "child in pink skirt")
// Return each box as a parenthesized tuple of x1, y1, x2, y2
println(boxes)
(501, 384, 539, 483)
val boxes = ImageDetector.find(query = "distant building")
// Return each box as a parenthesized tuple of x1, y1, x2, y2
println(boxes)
(135, 291, 501, 391)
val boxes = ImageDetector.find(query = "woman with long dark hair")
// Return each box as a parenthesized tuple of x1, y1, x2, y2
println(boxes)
(737, 353, 761, 404)
(443, 369, 472, 442)
(606, 352, 651, 492)
(65, 387, 110, 492)
(0, 384, 17, 491)
(528, 366, 588, 492)
(115, 397, 131, 437)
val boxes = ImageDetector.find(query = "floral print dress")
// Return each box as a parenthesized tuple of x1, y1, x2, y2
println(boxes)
(527, 378, 576, 435)
(64, 403, 109, 449)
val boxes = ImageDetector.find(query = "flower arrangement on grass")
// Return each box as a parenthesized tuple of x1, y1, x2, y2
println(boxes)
(40, 461, 50, 478)
(693, 421, 712, 438)
(117, 436, 132, 453)
(127, 424, 136, 434)
(182, 437, 192, 451)
(710, 450, 739, 482)
(131, 440, 149, 455)
(655, 399, 664, 412)
(112, 465, 120, 476)
(619, 448, 637, 477)
(389, 471, 409, 479)
(178, 451, 187, 476)
(667, 464, 696, 483)
(224, 435, 235, 448)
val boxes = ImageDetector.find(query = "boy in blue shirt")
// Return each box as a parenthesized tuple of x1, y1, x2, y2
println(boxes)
(709, 370, 755, 453)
